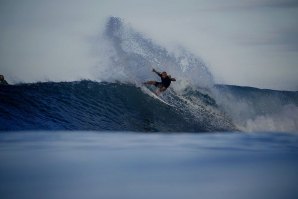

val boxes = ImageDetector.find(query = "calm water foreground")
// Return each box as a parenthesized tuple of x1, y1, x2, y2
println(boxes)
(0, 131, 297, 199)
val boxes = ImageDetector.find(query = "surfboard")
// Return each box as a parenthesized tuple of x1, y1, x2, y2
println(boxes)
(141, 86, 173, 107)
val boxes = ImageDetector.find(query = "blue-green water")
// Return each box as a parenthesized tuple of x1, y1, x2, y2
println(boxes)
(0, 131, 297, 199)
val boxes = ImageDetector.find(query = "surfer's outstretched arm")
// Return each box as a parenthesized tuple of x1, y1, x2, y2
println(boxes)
(152, 68, 161, 77)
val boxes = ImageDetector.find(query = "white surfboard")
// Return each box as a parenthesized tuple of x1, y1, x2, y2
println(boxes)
(141, 86, 173, 107)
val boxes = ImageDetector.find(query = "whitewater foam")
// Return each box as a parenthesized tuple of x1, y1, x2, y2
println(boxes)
(214, 85, 298, 133)
(243, 104, 298, 132)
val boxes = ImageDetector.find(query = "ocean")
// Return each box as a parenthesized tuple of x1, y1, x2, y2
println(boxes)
(0, 17, 298, 199)
(0, 131, 297, 199)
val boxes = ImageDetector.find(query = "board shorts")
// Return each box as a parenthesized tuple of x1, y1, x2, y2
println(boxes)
(154, 82, 169, 89)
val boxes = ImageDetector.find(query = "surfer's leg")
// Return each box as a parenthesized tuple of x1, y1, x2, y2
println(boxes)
(144, 81, 156, 85)
(159, 87, 167, 92)
(155, 86, 167, 95)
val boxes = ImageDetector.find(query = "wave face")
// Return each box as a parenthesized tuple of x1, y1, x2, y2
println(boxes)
(0, 81, 235, 131)
(1, 81, 297, 132)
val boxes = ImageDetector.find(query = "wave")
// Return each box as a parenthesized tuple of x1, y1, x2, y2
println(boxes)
(1, 81, 297, 132)
(1, 17, 297, 132)
(0, 81, 235, 132)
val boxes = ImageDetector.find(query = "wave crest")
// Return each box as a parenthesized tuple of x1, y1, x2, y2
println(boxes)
(94, 17, 214, 90)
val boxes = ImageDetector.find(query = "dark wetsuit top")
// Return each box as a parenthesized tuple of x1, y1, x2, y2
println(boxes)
(154, 75, 172, 88)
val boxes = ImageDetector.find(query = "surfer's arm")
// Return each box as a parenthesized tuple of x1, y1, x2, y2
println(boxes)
(168, 75, 176, 81)
(152, 68, 161, 76)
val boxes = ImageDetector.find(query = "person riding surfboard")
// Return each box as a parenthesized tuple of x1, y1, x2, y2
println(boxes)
(144, 68, 176, 95)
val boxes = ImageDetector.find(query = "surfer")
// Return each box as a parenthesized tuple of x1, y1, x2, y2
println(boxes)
(0, 75, 8, 85)
(144, 68, 176, 95)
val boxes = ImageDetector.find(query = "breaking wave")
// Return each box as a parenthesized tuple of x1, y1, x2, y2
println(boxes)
(1, 17, 297, 133)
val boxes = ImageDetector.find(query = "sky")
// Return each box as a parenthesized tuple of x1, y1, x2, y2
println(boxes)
(0, 0, 297, 90)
